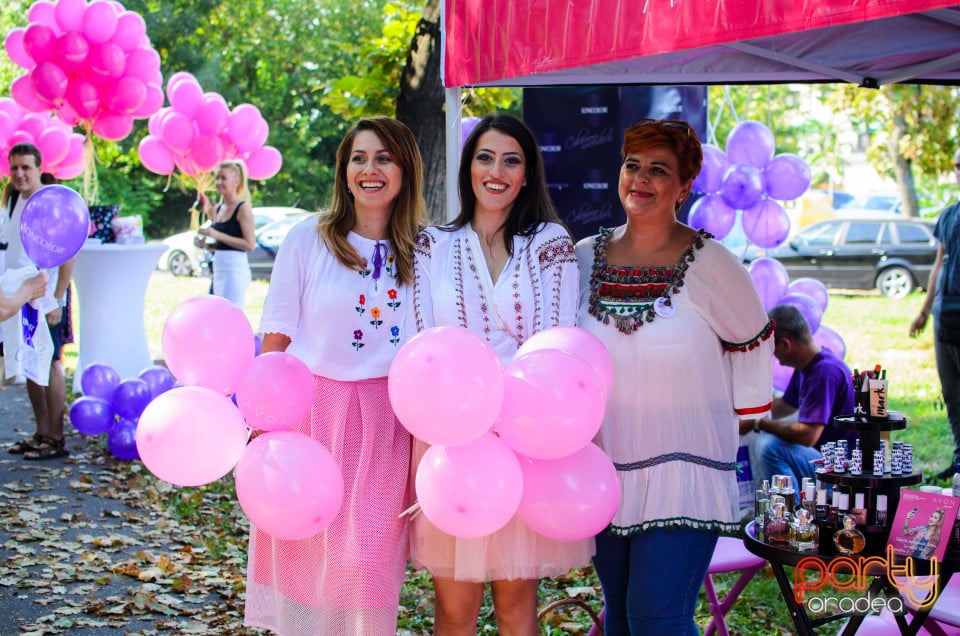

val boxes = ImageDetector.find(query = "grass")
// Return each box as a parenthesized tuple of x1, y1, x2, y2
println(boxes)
(59, 275, 957, 634)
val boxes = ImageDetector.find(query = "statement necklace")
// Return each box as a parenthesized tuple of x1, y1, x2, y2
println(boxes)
(587, 227, 709, 334)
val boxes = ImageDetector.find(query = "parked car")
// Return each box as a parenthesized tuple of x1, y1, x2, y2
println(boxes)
(836, 193, 904, 216)
(158, 206, 310, 276)
(744, 216, 937, 298)
(249, 213, 316, 279)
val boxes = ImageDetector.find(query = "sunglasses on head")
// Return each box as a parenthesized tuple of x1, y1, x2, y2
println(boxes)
(632, 118, 694, 137)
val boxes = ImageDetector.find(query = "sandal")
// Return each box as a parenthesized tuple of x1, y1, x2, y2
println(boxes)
(23, 436, 69, 461)
(8, 433, 43, 454)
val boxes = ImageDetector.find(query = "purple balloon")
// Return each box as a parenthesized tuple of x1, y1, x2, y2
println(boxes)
(688, 194, 736, 239)
(788, 277, 829, 312)
(719, 164, 764, 210)
(137, 365, 177, 400)
(19, 184, 90, 268)
(748, 257, 790, 311)
(108, 419, 139, 461)
(69, 396, 114, 435)
(81, 363, 121, 401)
(726, 121, 776, 169)
(772, 355, 793, 393)
(461, 116, 482, 148)
(813, 324, 846, 360)
(112, 378, 152, 421)
(778, 292, 824, 335)
(254, 334, 263, 356)
(742, 198, 791, 249)
(693, 145, 730, 194)
(763, 153, 812, 201)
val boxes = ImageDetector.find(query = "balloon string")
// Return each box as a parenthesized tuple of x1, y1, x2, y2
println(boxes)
(80, 127, 99, 205)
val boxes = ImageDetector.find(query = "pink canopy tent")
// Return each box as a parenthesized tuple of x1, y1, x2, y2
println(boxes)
(438, 0, 960, 214)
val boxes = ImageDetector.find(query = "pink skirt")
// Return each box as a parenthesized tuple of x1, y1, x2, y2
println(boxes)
(409, 438, 595, 583)
(244, 376, 411, 636)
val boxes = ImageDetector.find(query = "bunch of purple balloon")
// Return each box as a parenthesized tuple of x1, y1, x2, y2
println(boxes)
(748, 258, 847, 391)
(71, 362, 177, 460)
(138, 72, 282, 181)
(689, 120, 813, 249)
(388, 326, 621, 542)
(5, 0, 163, 142)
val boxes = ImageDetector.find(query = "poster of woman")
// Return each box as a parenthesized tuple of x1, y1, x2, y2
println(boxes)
(888, 489, 959, 562)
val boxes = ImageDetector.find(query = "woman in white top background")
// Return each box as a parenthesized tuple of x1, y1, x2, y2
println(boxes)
(411, 113, 592, 635)
(197, 160, 256, 307)
(243, 117, 426, 636)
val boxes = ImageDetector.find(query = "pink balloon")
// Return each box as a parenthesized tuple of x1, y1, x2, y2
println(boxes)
(19, 112, 48, 140)
(61, 133, 85, 166)
(772, 355, 792, 393)
(748, 257, 789, 312)
(12, 75, 51, 112)
(175, 153, 202, 178)
(8, 130, 36, 147)
(31, 61, 68, 103)
(228, 103, 261, 145)
(688, 193, 736, 240)
(124, 48, 161, 82)
(87, 42, 126, 82)
(514, 326, 613, 398)
(160, 111, 196, 152)
(4, 29, 33, 69)
(83, 1, 119, 43)
(235, 117, 269, 153)
(23, 23, 57, 64)
(235, 431, 344, 540)
(742, 198, 791, 249)
(245, 146, 282, 180)
(28, 1, 59, 28)
(813, 324, 846, 360)
(0, 112, 14, 141)
(517, 443, 621, 541)
(169, 77, 203, 118)
(37, 125, 70, 165)
(55, 0, 87, 32)
(111, 11, 146, 51)
(104, 75, 146, 114)
(195, 93, 229, 136)
(54, 31, 90, 73)
(165, 71, 197, 96)
(496, 349, 605, 459)
(138, 135, 175, 175)
(132, 82, 163, 118)
(136, 386, 249, 487)
(788, 277, 828, 312)
(55, 157, 84, 180)
(388, 326, 503, 446)
(55, 99, 79, 126)
(66, 78, 102, 120)
(92, 112, 133, 141)
(189, 134, 225, 173)
(161, 295, 255, 395)
(235, 352, 314, 432)
(415, 433, 523, 538)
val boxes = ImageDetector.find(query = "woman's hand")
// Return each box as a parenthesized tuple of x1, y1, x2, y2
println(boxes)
(23, 272, 48, 302)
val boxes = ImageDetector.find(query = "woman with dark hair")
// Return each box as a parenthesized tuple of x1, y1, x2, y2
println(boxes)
(576, 119, 774, 634)
(411, 113, 592, 634)
(244, 117, 426, 636)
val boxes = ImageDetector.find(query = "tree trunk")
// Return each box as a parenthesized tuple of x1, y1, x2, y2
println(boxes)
(396, 0, 446, 225)
(889, 111, 920, 218)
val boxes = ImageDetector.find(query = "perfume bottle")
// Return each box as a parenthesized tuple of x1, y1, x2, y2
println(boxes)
(790, 509, 819, 552)
(834, 514, 867, 555)
(874, 494, 888, 526)
(764, 502, 791, 546)
(779, 476, 796, 511)
(802, 483, 817, 516)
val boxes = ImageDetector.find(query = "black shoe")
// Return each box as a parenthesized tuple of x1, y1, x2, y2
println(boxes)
(934, 465, 957, 480)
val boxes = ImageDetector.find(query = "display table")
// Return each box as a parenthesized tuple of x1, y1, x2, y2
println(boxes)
(743, 521, 958, 635)
(71, 242, 166, 393)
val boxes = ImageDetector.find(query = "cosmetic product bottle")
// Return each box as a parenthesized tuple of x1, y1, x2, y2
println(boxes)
(754, 488, 770, 541)
(834, 515, 866, 555)
(790, 509, 819, 552)
(851, 492, 868, 525)
(802, 483, 817, 516)
(779, 476, 796, 511)
(764, 502, 791, 546)
(829, 490, 840, 522)
(815, 488, 828, 521)
(849, 439, 863, 476)
(838, 492, 851, 520)
(874, 494, 888, 526)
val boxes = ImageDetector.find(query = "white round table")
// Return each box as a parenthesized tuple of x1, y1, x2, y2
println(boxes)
(71, 242, 167, 393)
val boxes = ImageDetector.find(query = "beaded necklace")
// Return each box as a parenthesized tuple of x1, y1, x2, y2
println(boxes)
(587, 226, 709, 335)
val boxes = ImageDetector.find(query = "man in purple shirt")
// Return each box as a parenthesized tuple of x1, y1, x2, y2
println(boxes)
(741, 304, 856, 486)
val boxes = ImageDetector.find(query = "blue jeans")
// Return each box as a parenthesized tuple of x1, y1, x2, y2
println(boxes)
(754, 432, 819, 487)
(934, 330, 960, 465)
(593, 527, 718, 635)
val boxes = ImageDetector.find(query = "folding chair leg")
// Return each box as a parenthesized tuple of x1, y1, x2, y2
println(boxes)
(703, 562, 766, 636)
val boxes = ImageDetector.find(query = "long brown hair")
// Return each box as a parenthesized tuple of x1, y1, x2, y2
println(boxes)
(318, 117, 426, 286)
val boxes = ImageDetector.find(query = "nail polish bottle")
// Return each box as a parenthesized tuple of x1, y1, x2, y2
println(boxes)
(874, 494, 888, 526)
(815, 488, 828, 521)
(851, 492, 867, 525)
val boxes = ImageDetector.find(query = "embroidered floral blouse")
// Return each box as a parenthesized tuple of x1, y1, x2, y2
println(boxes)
(259, 217, 412, 380)
(413, 222, 579, 362)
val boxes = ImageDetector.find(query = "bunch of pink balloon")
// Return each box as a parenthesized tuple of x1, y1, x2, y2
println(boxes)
(5, 0, 163, 141)
(690, 120, 812, 249)
(748, 258, 847, 391)
(138, 72, 282, 181)
(0, 98, 84, 179)
(390, 326, 620, 541)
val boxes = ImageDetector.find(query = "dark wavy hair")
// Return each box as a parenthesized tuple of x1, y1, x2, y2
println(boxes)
(446, 113, 565, 255)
